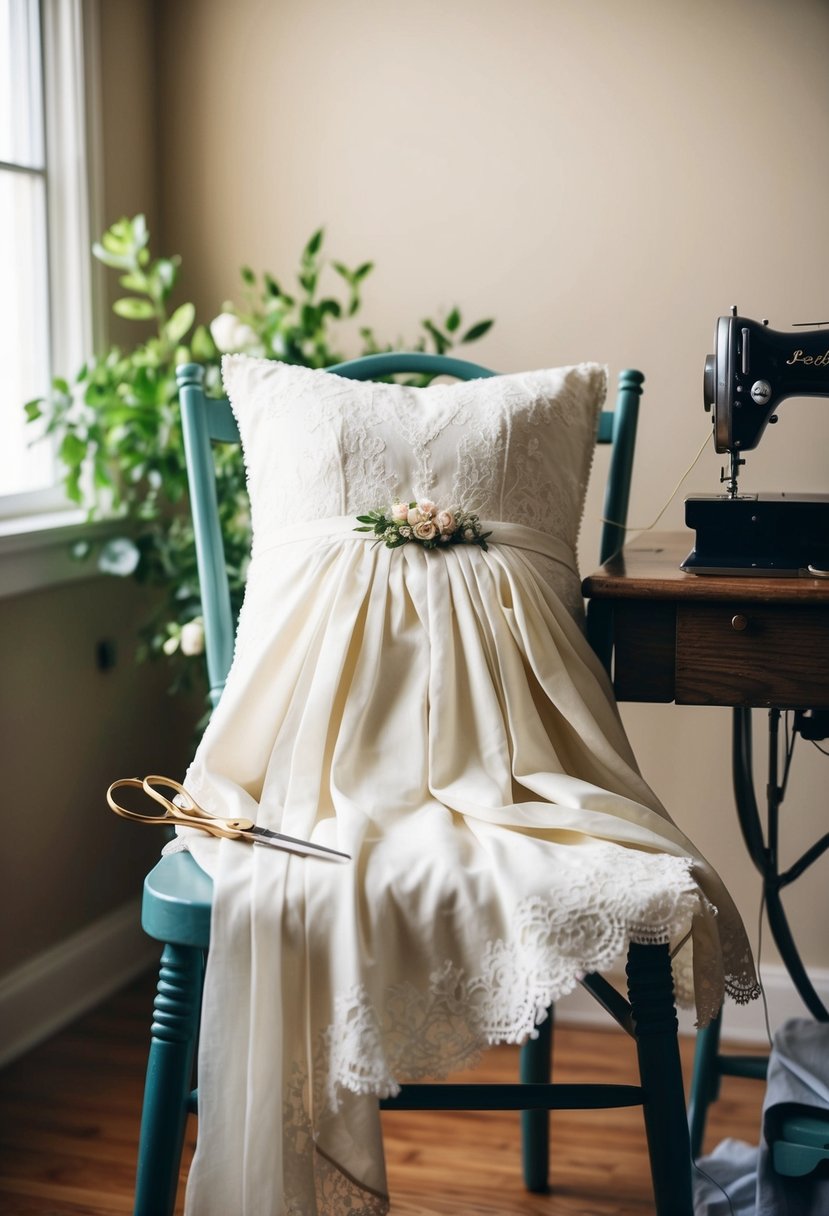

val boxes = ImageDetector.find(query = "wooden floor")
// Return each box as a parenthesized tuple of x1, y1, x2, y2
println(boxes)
(0, 970, 767, 1215)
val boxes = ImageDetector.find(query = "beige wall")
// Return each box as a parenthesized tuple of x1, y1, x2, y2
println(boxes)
(152, 0, 829, 975)
(0, 578, 198, 973)
(97, 0, 161, 343)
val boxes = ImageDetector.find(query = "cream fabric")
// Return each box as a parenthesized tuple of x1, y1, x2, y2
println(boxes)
(178, 358, 759, 1215)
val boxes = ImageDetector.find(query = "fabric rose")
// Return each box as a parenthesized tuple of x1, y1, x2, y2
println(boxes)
(354, 501, 490, 551)
(210, 312, 261, 355)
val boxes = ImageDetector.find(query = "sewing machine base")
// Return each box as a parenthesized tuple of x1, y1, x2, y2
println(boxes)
(682, 493, 829, 576)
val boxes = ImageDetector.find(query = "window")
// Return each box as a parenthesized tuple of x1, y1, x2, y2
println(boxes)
(0, 0, 96, 520)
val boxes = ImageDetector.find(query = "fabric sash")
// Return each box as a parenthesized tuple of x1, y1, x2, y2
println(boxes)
(253, 515, 578, 576)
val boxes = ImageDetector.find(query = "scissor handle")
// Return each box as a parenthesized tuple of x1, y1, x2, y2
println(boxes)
(107, 778, 167, 824)
(106, 776, 254, 839)
(142, 775, 255, 833)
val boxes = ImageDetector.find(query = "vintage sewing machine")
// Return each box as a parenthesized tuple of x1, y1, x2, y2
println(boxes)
(682, 308, 829, 575)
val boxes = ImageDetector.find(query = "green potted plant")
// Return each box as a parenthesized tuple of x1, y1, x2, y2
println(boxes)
(25, 216, 493, 694)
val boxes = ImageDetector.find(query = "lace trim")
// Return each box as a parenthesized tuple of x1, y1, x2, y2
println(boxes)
(317, 867, 702, 1114)
(284, 1064, 390, 1215)
(726, 971, 763, 1004)
(712, 927, 763, 1012)
(278, 862, 716, 1215)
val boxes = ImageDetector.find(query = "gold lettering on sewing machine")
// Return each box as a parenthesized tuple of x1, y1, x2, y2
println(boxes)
(787, 348, 829, 367)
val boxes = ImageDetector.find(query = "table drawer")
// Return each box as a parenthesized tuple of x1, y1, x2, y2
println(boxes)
(675, 603, 829, 707)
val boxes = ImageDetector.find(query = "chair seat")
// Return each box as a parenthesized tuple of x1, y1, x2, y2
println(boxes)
(142, 852, 213, 948)
(772, 1113, 829, 1177)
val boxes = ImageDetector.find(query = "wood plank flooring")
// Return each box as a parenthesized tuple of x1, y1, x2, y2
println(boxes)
(0, 970, 767, 1214)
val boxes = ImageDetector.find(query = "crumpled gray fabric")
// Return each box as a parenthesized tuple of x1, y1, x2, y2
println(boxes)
(694, 1019, 829, 1215)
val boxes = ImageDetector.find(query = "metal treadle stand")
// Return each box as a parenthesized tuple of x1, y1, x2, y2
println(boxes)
(689, 707, 829, 1162)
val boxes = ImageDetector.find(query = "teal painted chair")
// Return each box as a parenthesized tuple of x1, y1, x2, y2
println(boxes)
(135, 354, 694, 1215)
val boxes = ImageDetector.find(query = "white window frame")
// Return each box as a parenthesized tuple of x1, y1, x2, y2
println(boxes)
(0, 0, 102, 527)
(0, 0, 114, 597)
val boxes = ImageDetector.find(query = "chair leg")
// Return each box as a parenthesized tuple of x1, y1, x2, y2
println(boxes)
(520, 1006, 554, 1192)
(688, 1009, 722, 1159)
(134, 943, 203, 1216)
(626, 942, 693, 1216)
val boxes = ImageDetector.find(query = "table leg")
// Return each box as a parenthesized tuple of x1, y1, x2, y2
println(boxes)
(732, 707, 828, 1022)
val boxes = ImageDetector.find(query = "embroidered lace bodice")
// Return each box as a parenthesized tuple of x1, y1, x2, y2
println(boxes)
(227, 358, 604, 555)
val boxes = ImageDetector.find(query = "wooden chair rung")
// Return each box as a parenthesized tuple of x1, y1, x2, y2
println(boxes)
(579, 971, 635, 1035)
(379, 1081, 643, 1112)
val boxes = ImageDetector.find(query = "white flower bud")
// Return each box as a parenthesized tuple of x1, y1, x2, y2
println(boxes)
(210, 312, 260, 354)
(179, 617, 205, 656)
(97, 536, 140, 577)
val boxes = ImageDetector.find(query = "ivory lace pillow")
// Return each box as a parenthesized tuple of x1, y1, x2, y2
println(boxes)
(221, 355, 606, 560)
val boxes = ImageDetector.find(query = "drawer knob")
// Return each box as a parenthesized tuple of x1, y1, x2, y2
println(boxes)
(731, 613, 749, 632)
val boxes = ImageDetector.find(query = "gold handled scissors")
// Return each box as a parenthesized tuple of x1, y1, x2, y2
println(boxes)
(106, 775, 350, 863)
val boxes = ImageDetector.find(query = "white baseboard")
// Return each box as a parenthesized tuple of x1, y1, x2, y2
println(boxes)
(555, 964, 829, 1045)
(0, 898, 159, 1068)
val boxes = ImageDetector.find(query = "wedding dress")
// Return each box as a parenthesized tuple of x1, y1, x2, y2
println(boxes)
(173, 356, 759, 1215)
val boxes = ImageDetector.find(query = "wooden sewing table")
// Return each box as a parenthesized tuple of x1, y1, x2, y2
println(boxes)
(583, 530, 829, 1159)
(583, 530, 829, 711)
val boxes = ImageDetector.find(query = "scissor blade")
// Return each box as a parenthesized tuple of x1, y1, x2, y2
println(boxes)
(247, 826, 350, 862)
